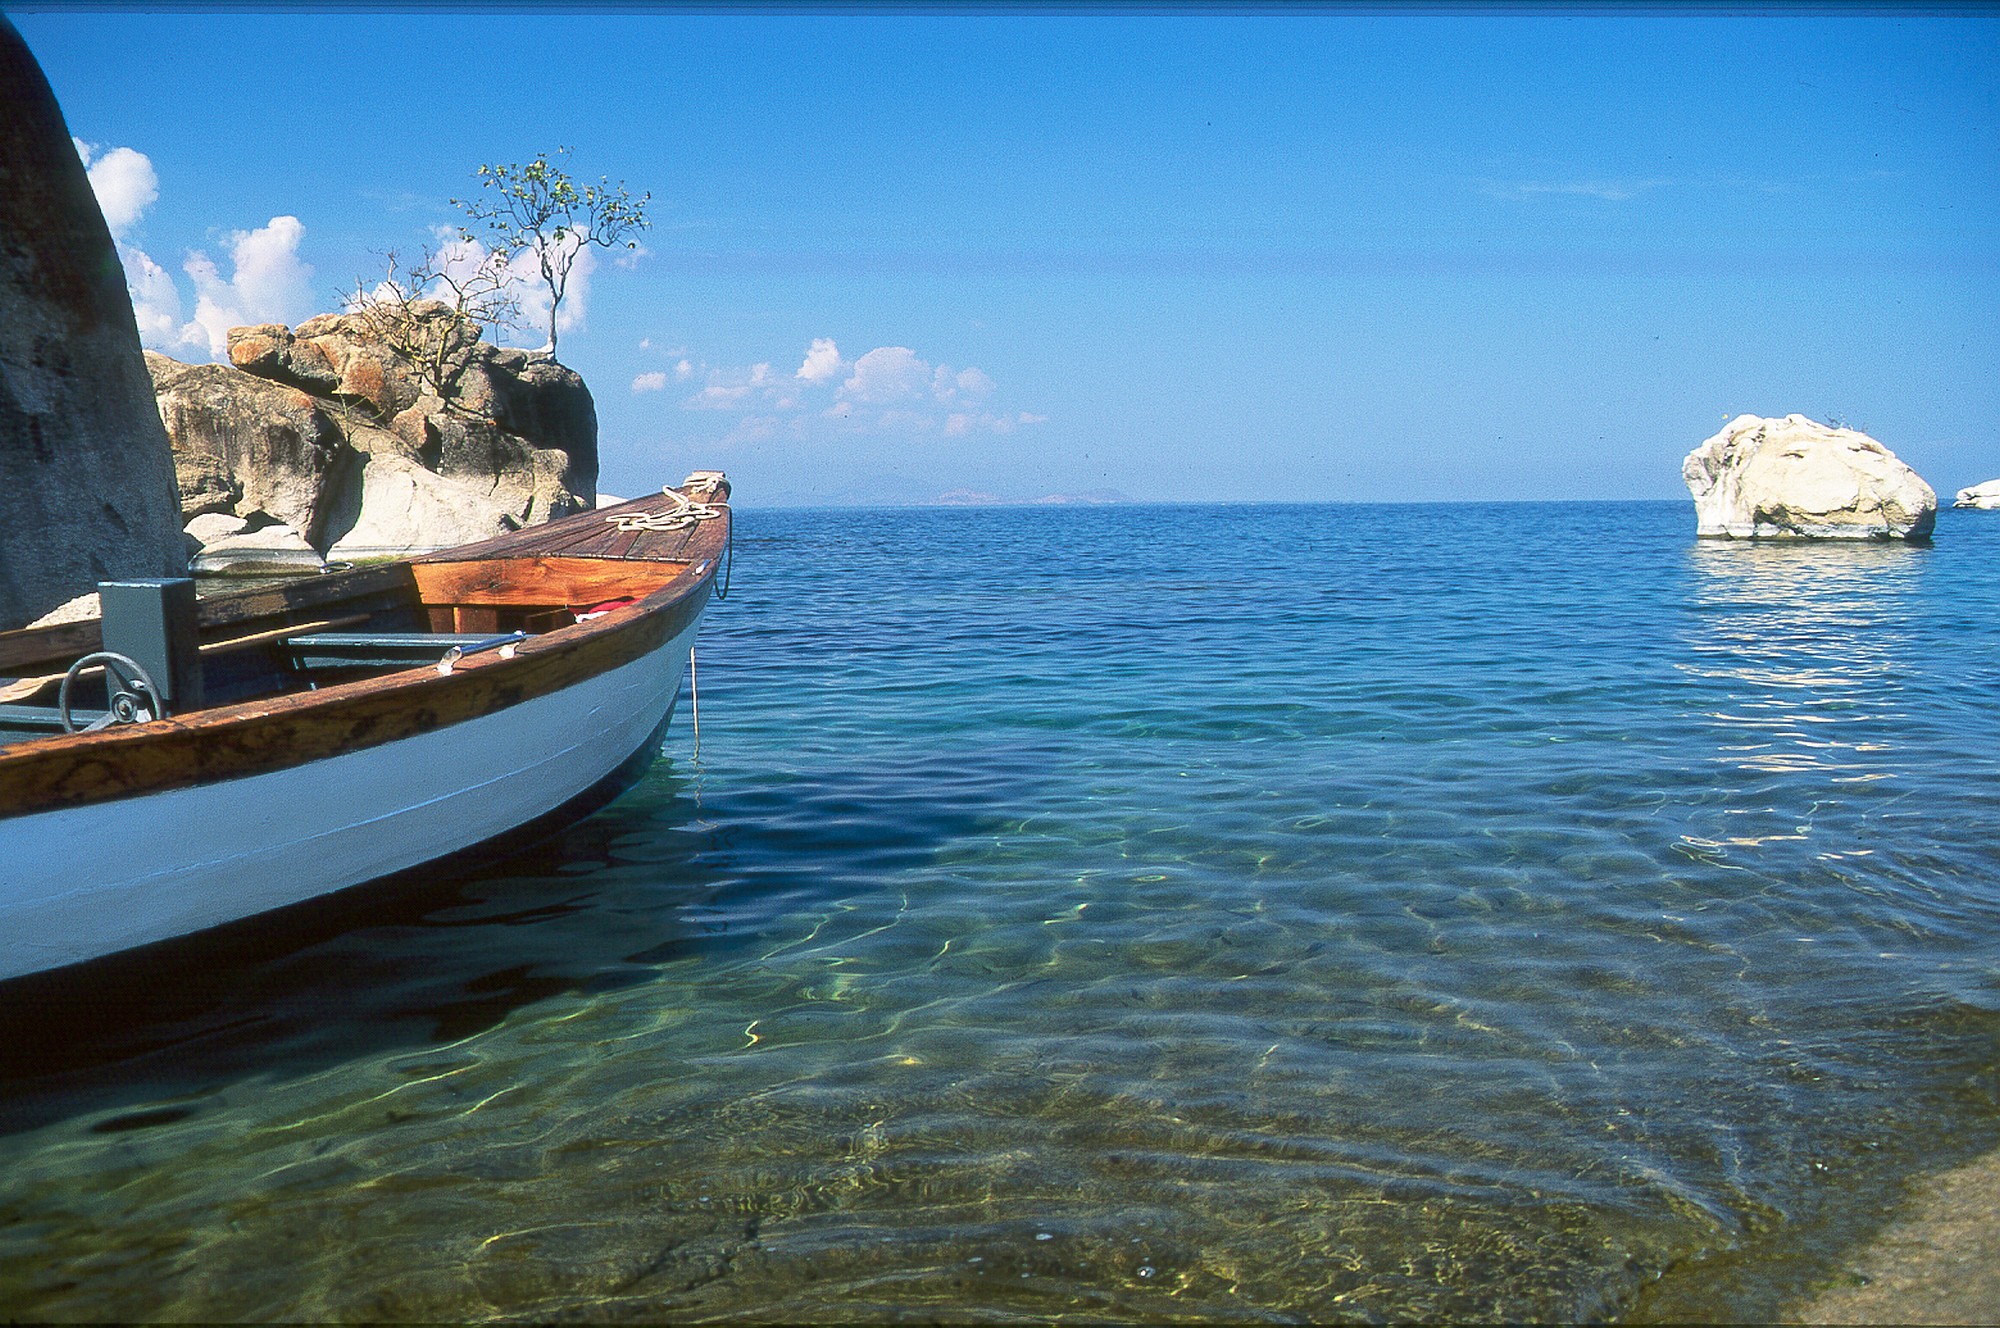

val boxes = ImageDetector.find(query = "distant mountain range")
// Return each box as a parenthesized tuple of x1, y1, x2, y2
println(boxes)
(931, 488, 1134, 507)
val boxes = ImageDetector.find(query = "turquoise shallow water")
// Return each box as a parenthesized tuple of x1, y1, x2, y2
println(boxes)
(2, 500, 1998, 1322)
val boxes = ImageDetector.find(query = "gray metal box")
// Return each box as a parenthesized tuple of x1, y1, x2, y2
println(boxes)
(98, 578, 203, 713)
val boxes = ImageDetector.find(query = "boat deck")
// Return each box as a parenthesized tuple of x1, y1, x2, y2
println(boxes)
(0, 486, 729, 748)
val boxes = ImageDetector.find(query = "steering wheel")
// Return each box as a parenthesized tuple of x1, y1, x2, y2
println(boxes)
(58, 651, 165, 734)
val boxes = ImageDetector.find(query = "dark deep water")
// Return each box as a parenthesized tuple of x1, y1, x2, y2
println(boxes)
(2, 500, 1997, 1322)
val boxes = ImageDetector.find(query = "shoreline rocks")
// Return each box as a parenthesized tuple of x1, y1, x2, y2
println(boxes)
(1683, 414, 1936, 541)
(151, 302, 599, 567)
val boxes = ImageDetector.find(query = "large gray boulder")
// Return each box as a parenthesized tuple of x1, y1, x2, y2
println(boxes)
(0, 16, 185, 629)
(147, 301, 598, 560)
(1683, 413, 1936, 541)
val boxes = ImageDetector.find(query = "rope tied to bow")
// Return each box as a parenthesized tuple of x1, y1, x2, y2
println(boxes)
(603, 485, 727, 534)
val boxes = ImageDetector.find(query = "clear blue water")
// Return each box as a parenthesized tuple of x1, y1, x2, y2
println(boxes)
(2, 500, 1998, 1322)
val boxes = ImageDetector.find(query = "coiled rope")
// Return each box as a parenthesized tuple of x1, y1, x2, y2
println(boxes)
(603, 485, 726, 533)
(604, 483, 732, 601)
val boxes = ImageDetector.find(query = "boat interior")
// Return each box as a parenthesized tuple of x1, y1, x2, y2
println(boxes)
(0, 474, 728, 750)
(0, 553, 697, 748)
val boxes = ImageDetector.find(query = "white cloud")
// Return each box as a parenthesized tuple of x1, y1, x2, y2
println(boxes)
(722, 415, 784, 445)
(948, 409, 1044, 437)
(656, 337, 1036, 442)
(182, 215, 315, 358)
(411, 225, 600, 352)
(72, 139, 204, 357)
(683, 362, 776, 410)
(122, 245, 191, 351)
(932, 365, 996, 403)
(632, 371, 669, 393)
(1480, 177, 1670, 202)
(496, 227, 595, 350)
(688, 383, 752, 409)
(75, 141, 158, 237)
(796, 337, 843, 383)
(71, 139, 637, 363)
(840, 346, 934, 404)
(684, 370, 755, 410)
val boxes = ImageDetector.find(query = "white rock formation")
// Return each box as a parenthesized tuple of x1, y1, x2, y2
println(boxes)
(1953, 480, 2000, 510)
(1683, 414, 1936, 540)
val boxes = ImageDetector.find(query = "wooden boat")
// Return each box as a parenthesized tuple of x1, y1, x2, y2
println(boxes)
(0, 472, 731, 982)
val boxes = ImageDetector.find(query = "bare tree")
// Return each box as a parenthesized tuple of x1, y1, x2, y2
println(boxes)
(453, 146, 650, 360)
(344, 242, 519, 406)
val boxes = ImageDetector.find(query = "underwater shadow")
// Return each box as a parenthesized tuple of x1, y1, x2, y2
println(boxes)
(0, 743, 1040, 1138)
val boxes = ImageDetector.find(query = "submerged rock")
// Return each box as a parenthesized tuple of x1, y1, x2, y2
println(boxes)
(1682, 414, 1936, 541)
(1953, 480, 2000, 510)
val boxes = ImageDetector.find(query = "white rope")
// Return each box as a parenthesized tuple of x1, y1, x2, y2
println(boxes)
(603, 485, 726, 534)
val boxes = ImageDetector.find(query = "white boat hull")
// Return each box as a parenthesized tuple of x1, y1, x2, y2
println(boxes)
(0, 618, 697, 982)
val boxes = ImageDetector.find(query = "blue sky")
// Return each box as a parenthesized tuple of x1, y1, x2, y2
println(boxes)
(13, 8, 1999, 506)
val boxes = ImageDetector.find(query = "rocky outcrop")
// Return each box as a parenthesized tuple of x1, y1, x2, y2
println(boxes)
(149, 352, 350, 546)
(1953, 480, 2000, 510)
(1683, 414, 1936, 541)
(149, 301, 597, 565)
(0, 16, 185, 629)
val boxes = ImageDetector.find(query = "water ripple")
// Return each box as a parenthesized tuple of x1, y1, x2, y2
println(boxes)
(3, 502, 1999, 1322)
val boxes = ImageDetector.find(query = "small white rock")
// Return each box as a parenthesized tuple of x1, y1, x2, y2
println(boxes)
(1953, 479, 2000, 510)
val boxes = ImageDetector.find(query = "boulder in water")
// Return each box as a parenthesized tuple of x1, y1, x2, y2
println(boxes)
(1952, 480, 2000, 510)
(1682, 414, 1936, 541)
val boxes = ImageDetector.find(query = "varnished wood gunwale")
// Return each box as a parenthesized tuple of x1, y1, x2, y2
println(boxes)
(409, 490, 711, 565)
(0, 490, 728, 821)
(410, 556, 690, 608)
